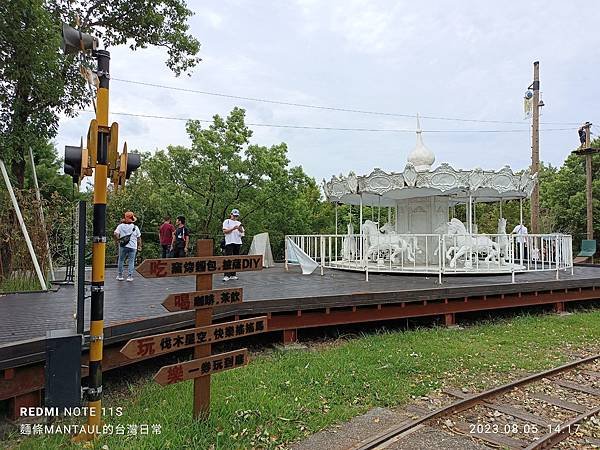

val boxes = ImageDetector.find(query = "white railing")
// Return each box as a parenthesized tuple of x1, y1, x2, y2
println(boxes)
(285, 232, 573, 283)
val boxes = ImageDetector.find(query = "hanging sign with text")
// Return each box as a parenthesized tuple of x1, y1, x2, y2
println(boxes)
(120, 316, 268, 359)
(162, 288, 243, 312)
(153, 349, 248, 386)
(136, 255, 263, 278)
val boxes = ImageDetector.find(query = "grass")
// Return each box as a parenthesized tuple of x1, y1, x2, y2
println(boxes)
(7, 310, 600, 450)
(0, 276, 43, 294)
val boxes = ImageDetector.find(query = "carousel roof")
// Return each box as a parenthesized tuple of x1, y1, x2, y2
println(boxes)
(323, 117, 537, 207)
(323, 164, 537, 206)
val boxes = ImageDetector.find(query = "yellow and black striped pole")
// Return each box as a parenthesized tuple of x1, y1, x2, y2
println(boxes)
(87, 48, 110, 438)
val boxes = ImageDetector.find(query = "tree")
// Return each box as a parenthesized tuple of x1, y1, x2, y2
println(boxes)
(110, 108, 324, 260)
(0, 0, 64, 187)
(541, 137, 600, 247)
(1, 0, 201, 188)
(1, 0, 200, 281)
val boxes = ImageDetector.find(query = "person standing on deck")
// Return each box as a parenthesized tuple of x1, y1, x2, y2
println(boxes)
(222, 209, 244, 282)
(170, 216, 190, 257)
(114, 211, 142, 281)
(512, 223, 528, 261)
(159, 216, 175, 258)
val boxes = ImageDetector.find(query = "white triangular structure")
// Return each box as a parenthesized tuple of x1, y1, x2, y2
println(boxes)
(248, 232, 274, 267)
(285, 237, 319, 275)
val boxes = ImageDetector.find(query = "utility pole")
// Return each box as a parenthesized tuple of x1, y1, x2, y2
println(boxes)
(583, 123, 593, 239)
(573, 122, 595, 240)
(530, 61, 541, 234)
(585, 126, 593, 239)
(572, 122, 600, 240)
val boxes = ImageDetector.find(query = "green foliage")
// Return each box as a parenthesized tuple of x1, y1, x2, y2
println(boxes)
(24, 141, 75, 200)
(108, 108, 324, 259)
(46, 0, 201, 76)
(540, 138, 600, 246)
(0, 0, 64, 183)
(1, 0, 201, 188)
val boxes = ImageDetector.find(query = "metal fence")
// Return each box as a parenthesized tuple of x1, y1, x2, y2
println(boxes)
(285, 232, 573, 284)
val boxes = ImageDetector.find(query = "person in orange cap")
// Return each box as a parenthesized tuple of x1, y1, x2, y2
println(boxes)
(113, 211, 142, 281)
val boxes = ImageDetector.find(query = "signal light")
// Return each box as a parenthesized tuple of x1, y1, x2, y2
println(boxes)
(61, 23, 98, 55)
(64, 145, 83, 183)
(126, 153, 141, 180)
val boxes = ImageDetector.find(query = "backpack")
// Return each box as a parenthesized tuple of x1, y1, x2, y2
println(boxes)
(119, 225, 137, 247)
(119, 234, 132, 247)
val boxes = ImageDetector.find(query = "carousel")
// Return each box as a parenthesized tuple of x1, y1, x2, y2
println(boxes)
(286, 119, 573, 282)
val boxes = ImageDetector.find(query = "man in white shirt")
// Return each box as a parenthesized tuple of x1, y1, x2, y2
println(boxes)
(114, 211, 142, 281)
(512, 223, 528, 261)
(222, 208, 244, 282)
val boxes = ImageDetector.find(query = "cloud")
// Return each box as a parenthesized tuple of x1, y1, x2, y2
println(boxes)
(55, 0, 600, 185)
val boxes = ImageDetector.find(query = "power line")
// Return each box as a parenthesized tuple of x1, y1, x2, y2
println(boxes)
(111, 77, 582, 126)
(79, 109, 576, 133)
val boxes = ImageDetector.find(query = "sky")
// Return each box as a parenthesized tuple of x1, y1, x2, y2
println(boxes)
(56, 0, 600, 184)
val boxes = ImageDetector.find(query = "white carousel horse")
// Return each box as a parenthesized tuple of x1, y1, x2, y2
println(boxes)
(380, 223, 422, 261)
(496, 217, 509, 263)
(362, 220, 417, 263)
(342, 223, 357, 260)
(445, 218, 500, 268)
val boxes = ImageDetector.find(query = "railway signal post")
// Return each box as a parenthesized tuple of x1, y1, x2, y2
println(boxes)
(61, 22, 141, 440)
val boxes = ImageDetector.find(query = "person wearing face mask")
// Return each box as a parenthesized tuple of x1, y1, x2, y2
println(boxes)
(222, 209, 244, 281)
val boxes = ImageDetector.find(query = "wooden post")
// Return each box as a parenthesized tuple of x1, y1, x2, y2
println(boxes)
(283, 329, 297, 344)
(530, 61, 541, 234)
(194, 239, 213, 420)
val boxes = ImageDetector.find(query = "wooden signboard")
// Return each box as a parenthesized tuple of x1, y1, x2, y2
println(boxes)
(162, 288, 243, 312)
(120, 316, 267, 359)
(136, 255, 263, 278)
(122, 241, 267, 420)
(154, 349, 248, 386)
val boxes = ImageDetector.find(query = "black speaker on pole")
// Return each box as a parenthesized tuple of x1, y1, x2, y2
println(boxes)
(61, 23, 98, 55)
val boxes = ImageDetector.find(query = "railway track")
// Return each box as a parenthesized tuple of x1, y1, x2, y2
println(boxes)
(351, 354, 600, 450)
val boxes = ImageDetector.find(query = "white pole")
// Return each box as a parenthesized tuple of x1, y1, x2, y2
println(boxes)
(284, 236, 289, 271)
(359, 195, 364, 266)
(388, 206, 391, 225)
(335, 203, 338, 236)
(320, 236, 325, 276)
(0, 159, 47, 291)
(499, 199, 503, 219)
(519, 199, 524, 266)
(473, 199, 477, 233)
(468, 195, 473, 234)
(555, 236, 559, 281)
(29, 147, 55, 281)
(359, 196, 363, 234)
(519, 198, 523, 225)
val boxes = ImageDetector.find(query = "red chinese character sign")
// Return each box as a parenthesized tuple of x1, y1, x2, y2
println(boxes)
(120, 317, 267, 359)
(162, 288, 243, 312)
(154, 349, 248, 386)
(136, 255, 263, 278)
(120, 243, 267, 420)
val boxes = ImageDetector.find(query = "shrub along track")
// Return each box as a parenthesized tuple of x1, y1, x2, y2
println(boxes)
(351, 354, 600, 449)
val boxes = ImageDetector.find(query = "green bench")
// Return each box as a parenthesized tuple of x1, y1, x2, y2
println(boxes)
(577, 239, 596, 258)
